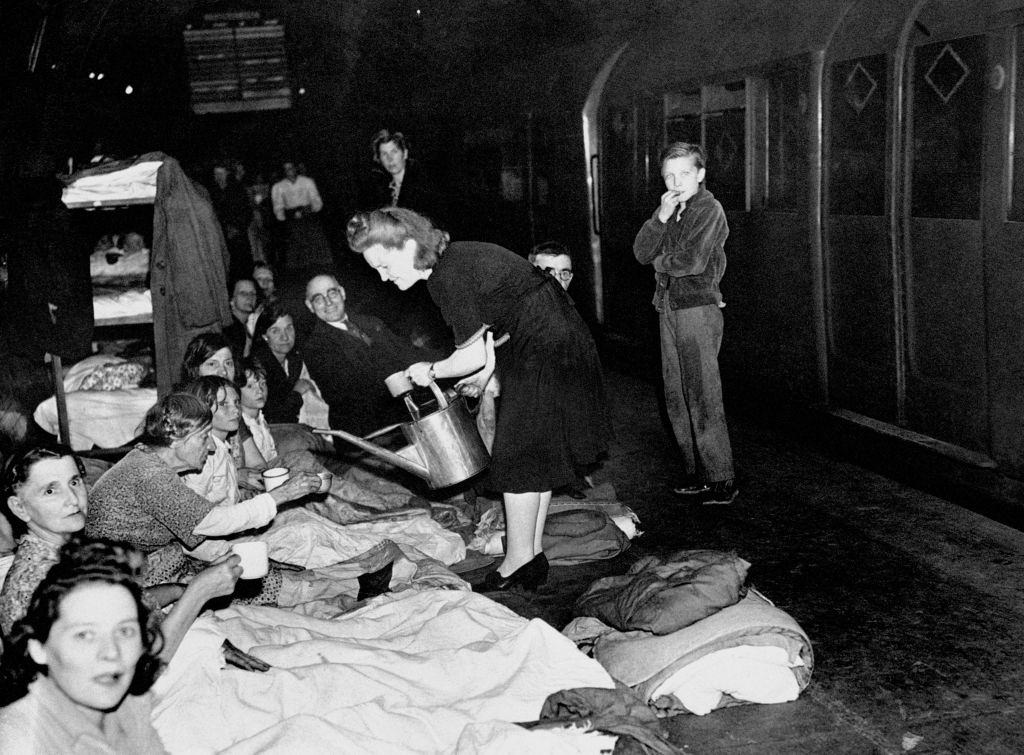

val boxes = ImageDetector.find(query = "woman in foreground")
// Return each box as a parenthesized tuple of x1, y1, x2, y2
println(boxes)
(0, 538, 167, 753)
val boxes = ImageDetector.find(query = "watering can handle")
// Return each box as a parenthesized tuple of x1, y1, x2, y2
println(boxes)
(428, 380, 449, 409)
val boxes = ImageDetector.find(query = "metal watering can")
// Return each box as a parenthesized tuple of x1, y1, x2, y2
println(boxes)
(315, 374, 490, 489)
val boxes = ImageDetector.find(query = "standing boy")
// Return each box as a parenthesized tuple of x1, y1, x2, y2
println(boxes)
(633, 142, 736, 504)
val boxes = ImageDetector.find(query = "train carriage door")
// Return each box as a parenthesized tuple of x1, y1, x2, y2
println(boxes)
(594, 93, 663, 370)
(985, 15, 1024, 474)
(903, 30, 990, 452)
(827, 53, 896, 421)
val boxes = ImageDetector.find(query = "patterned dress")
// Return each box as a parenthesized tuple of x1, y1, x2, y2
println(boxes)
(85, 446, 282, 602)
(0, 533, 59, 635)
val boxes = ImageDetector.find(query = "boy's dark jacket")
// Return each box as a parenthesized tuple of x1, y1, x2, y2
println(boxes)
(632, 186, 728, 311)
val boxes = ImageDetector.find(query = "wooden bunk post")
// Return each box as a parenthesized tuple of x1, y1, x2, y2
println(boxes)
(50, 353, 71, 446)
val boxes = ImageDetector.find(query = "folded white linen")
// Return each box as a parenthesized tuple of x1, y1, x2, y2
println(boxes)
(649, 644, 802, 715)
(152, 590, 615, 754)
(62, 160, 162, 206)
(93, 287, 152, 321)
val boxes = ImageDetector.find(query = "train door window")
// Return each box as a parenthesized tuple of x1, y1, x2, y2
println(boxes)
(664, 91, 701, 144)
(703, 81, 747, 211)
(828, 54, 887, 216)
(661, 91, 702, 197)
(767, 68, 809, 211)
(910, 35, 985, 219)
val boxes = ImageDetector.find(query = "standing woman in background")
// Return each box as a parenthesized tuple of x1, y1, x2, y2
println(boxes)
(367, 129, 448, 225)
(347, 207, 610, 591)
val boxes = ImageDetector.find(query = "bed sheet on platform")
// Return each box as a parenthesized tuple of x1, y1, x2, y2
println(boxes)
(93, 286, 152, 322)
(152, 589, 615, 754)
(62, 160, 162, 206)
(34, 387, 156, 450)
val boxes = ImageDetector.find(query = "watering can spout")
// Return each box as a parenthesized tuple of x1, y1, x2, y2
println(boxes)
(314, 429, 431, 481)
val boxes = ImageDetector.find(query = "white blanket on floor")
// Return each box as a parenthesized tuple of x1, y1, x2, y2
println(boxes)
(152, 590, 615, 754)
(262, 507, 466, 568)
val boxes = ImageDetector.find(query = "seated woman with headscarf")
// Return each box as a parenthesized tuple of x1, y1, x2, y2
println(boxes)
(84, 394, 332, 608)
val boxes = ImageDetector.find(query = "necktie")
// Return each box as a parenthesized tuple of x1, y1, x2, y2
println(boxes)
(389, 179, 400, 206)
(345, 320, 372, 346)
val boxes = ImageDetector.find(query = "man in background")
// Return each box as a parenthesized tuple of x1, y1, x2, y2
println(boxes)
(302, 274, 438, 437)
(271, 161, 332, 271)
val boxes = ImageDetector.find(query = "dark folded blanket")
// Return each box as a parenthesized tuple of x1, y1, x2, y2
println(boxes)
(575, 549, 749, 635)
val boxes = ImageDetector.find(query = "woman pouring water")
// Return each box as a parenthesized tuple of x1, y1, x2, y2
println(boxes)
(347, 207, 610, 591)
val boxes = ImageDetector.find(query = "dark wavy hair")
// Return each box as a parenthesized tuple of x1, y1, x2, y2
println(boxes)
(180, 375, 236, 414)
(371, 129, 408, 163)
(180, 332, 236, 384)
(252, 303, 293, 348)
(346, 207, 448, 269)
(2, 444, 85, 537)
(0, 536, 164, 707)
(139, 393, 211, 447)
(235, 356, 268, 392)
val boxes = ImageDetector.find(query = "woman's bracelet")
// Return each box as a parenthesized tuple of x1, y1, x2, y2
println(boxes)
(428, 363, 437, 380)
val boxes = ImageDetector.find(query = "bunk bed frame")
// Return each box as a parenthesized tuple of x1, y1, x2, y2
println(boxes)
(50, 153, 232, 447)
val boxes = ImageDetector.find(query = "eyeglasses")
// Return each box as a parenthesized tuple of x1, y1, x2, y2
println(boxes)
(542, 267, 573, 282)
(309, 287, 343, 308)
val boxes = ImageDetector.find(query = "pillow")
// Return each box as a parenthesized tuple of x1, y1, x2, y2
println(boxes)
(79, 361, 147, 391)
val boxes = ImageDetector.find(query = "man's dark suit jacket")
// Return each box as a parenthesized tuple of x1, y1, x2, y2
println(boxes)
(302, 313, 435, 437)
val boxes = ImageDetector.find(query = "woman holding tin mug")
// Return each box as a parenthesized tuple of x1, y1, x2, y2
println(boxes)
(85, 394, 319, 601)
(347, 207, 610, 592)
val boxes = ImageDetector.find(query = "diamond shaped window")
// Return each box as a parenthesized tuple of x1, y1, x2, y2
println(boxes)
(925, 43, 970, 104)
(844, 62, 877, 114)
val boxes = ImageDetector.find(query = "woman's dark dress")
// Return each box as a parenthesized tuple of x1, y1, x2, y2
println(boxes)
(427, 242, 609, 492)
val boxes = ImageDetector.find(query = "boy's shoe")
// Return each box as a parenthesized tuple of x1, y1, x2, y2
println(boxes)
(672, 482, 710, 497)
(702, 480, 738, 505)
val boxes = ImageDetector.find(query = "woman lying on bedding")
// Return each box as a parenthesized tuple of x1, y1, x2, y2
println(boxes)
(83, 394, 354, 610)
(0, 443, 266, 670)
(0, 538, 167, 754)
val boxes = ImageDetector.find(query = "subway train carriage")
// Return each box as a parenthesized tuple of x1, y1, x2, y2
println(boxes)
(554, 0, 1024, 514)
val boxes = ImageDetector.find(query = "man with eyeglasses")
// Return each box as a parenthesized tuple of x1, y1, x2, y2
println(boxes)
(223, 278, 258, 357)
(529, 241, 574, 291)
(302, 274, 437, 436)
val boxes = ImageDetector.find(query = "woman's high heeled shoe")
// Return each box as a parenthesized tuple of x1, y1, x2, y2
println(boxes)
(478, 553, 549, 592)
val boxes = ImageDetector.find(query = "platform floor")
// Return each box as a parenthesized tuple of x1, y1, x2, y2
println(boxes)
(480, 368, 1024, 754)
